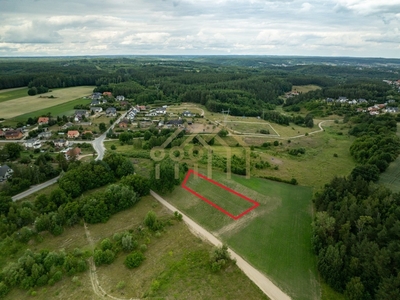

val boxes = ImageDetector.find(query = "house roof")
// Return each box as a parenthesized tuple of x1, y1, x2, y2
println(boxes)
(106, 107, 117, 113)
(67, 130, 79, 136)
(38, 117, 49, 123)
(0, 165, 11, 177)
(5, 130, 22, 137)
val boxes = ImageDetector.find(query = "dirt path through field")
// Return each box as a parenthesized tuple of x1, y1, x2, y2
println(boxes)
(84, 222, 138, 300)
(150, 190, 291, 300)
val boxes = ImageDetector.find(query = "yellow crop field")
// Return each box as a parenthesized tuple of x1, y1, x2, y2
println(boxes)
(0, 86, 94, 119)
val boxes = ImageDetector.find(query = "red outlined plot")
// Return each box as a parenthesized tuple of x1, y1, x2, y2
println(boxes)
(181, 169, 259, 220)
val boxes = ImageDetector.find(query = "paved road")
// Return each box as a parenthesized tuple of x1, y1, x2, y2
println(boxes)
(12, 176, 59, 201)
(150, 190, 291, 300)
(92, 112, 127, 160)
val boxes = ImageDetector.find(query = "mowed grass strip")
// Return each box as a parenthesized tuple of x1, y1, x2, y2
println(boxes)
(0, 86, 94, 119)
(184, 171, 257, 218)
(0, 88, 29, 103)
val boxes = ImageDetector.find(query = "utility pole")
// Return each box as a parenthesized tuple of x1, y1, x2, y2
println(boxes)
(222, 108, 230, 126)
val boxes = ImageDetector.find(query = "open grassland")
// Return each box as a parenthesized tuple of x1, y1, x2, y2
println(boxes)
(243, 121, 355, 188)
(164, 170, 319, 300)
(380, 155, 400, 193)
(225, 121, 278, 135)
(0, 86, 94, 120)
(6, 194, 267, 300)
(292, 85, 321, 93)
(0, 87, 29, 103)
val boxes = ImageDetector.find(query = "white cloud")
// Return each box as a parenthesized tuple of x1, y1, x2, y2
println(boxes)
(0, 0, 398, 57)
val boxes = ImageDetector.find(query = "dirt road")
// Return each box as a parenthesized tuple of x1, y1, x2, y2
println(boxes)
(150, 190, 291, 300)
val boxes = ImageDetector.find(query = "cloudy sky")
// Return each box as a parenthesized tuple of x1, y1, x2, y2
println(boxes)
(0, 0, 400, 57)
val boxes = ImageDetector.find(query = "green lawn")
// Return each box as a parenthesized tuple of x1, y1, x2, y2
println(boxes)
(164, 170, 319, 300)
(0, 88, 29, 103)
(9, 98, 90, 122)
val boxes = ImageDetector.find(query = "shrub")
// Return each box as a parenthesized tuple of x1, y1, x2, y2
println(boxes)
(273, 141, 279, 146)
(124, 252, 145, 269)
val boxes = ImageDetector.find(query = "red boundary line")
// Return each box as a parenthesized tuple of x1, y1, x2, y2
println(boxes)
(181, 169, 259, 220)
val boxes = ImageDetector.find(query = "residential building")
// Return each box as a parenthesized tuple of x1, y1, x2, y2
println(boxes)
(54, 139, 69, 148)
(116, 95, 125, 101)
(106, 107, 117, 117)
(67, 130, 80, 139)
(90, 107, 103, 114)
(38, 117, 49, 125)
(0, 165, 13, 182)
(5, 130, 23, 140)
(118, 119, 129, 128)
(24, 139, 41, 149)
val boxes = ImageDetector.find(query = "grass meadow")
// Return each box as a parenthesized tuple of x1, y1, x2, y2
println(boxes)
(0, 86, 93, 120)
(292, 85, 321, 93)
(0, 87, 29, 103)
(6, 194, 267, 300)
(164, 170, 319, 300)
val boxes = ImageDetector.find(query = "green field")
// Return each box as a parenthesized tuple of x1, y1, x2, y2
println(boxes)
(0, 88, 29, 103)
(164, 170, 319, 300)
(184, 172, 256, 217)
(379, 155, 400, 193)
(9, 98, 90, 123)
(225, 121, 278, 135)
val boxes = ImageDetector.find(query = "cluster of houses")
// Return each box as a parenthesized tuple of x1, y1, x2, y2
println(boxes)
(0, 164, 13, 182)
(75, 107, 118, 122)
(383, 79, 400, 92)
(326, 97, 369, 105)
(357, 103, 399, 115)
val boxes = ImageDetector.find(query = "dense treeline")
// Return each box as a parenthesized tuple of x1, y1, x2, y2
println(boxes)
(313, 177, 400, 299)
(348, 114, 400, 173)
(285, 80, 392, 107)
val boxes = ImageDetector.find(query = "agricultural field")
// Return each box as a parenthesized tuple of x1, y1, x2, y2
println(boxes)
(0, 87, 29, 103)
(164, 170, 319, 300)
(0, 86, 94, 120)
(6, 194, 268, 300)
(8, 98, 91, 124)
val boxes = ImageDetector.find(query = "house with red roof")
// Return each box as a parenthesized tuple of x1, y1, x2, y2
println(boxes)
(38, 117, 49, 125)
(67, 130, 80, 139)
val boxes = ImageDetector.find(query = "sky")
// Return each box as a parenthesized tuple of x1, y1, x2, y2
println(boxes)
(0, 0, 400, 57)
